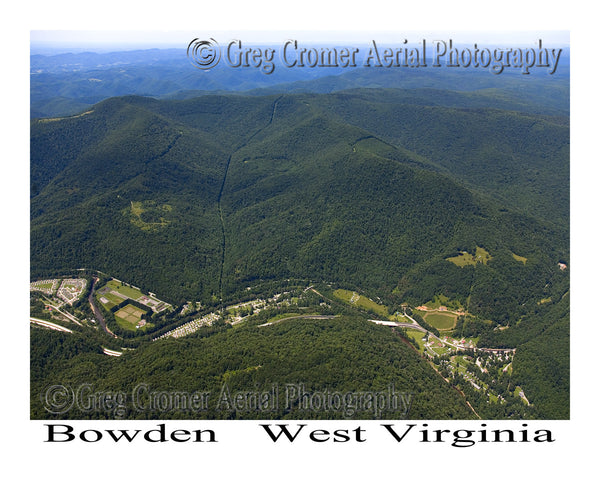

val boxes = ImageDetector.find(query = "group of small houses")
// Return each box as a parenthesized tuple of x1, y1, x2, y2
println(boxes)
(155, 297, 274, 341)
(154, 312, 220, 340)
(31, 275, 288, 340)
(30, 278, 87, 306)
(155, 294, 296, 341)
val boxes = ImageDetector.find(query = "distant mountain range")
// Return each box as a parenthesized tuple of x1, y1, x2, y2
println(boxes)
(31, 47, 569, 117)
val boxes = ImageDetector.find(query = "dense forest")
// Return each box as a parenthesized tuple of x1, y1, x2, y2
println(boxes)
(31, 92, 569, 307)
(30, 316, 477, 420)
(30, 83, 569, 419)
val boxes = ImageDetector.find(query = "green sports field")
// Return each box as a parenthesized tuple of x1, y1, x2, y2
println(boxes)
(115, 304, 146, 330)
(423, 311, 457, 330)
(106, 280, 144, 301)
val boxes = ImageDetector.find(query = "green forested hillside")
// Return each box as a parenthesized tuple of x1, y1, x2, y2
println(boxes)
(307, 89, 569, 225)
(30, 316, 476, 420)
(30, 88, 569, 419)
(477, 292, 570, 419)
(31, 91, 568, 307)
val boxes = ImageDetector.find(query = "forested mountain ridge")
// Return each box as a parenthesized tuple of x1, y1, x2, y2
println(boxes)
(30, 88, 569, 419)
(303, 89, 569, 226)
(31, 47, 569, 118)
(30, 316, 478, 420)
(31, 91, 568, 312)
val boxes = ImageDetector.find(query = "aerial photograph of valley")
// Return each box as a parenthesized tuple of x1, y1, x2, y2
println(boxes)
(29, 30, 570, 424)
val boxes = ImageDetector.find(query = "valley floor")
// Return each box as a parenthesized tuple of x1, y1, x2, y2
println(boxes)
(30, 271, 539, 419)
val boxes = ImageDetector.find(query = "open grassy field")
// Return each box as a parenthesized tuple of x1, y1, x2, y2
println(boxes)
(511, 252, 528, 264)
(114, 304, 148, 331)
(128, 201, 171, 231)
(106, 280, 144, 301)
(474, 246, 492, 264)
(97, 291, 125, 311)
(104, 291, 125, 305)
(446, 251, 475, 267)
(431, 345, 451, 356)
(446, 246, 492, 267)
(405, 329, 427, 352)
(424, 294, 464, 311)
(333, 289, 389, 317)
(423, 311, 457, 331)
(115, 303, 146, 324)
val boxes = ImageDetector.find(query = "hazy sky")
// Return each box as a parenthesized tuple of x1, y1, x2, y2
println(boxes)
(27, 0, 572, 53)
(30, 30, 570, 52)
